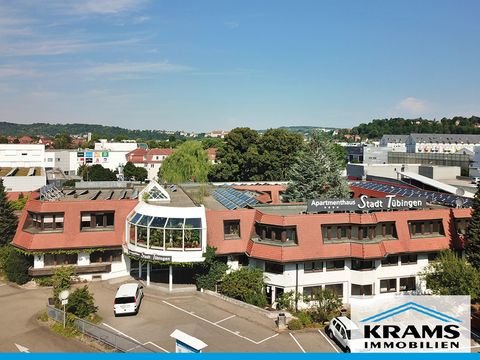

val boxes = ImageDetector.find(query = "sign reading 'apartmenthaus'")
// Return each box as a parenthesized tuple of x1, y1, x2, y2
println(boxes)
(307, 194, 426, 213)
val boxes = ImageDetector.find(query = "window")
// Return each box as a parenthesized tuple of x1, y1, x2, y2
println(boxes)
(351, 284, 373, 296)
(325, 283, 344, 298)
(81, 212, 114, 231)
(401, 254, 417, 265)
(322, 222, 397, 243)
(380, 279, 397, 293)
(351, 259, 375, 271)
(265, 262, 284, 274)
(304, 260, 323, 273)
(255, 223, 297, 244)
(455, 218, 469, 235)
(428, 253, 439, 262)
(400, 277, 416, 291)
(224, 220, 241, 239)
(90, 250, 122, 263)
(24, 212, 64, 232)
(381, 256, 398, 266)
(409, 220, 445, 238)
(326, 259, 344, 271)
(44, 253, 77, 266)
(303, 286, 322, 298)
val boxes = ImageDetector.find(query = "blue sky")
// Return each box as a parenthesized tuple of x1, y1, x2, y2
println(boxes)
(0, 0, 479, 132)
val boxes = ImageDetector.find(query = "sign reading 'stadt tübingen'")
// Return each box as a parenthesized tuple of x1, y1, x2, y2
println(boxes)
(128, 249, 172, 262)
(307, 194, 426, 212)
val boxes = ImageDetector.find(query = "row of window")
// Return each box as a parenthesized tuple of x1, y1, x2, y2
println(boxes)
(43, 250, 122, 266)
(222, 218, 469, 243)
(302, 277, 416, 298)
(322, 222, 397, 242)
(24, 211, 115, 233)
(266, 254, 437, 274)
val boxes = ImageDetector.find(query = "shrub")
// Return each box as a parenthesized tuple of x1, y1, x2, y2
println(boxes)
(4, 248, 32, 284)
(35, 276, 54, 287)
(219, 267, 267, 307)
(287, 318, 303, 330)
(306, 288, 342, 324)
(0, 245, 13, 271)
(296, 311, 312, 327)
(67, 285, 98, 318)
(52, 266, 75, 307)
(276, 291, 297, 311)
(37, 311, 49, 322)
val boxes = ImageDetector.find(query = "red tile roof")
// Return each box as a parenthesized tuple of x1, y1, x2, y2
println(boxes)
(207, 207, 471, 262)
(13, 199, 137, 251)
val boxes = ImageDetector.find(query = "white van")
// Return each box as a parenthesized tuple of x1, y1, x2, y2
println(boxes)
(326, 316, 362, 353)
(113, 283, 144, 316)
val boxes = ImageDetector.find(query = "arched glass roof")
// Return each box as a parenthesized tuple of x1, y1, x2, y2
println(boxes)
(128, 211, 203, 229)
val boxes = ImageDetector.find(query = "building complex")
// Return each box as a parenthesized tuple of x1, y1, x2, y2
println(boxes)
(12, 177, 472, 307)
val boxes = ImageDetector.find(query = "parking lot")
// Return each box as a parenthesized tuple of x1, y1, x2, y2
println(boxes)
(88, 279, 341, 353)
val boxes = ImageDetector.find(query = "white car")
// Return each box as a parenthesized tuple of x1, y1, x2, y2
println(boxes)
(113, 283, 144, 316)
(326, 316, 361, 353)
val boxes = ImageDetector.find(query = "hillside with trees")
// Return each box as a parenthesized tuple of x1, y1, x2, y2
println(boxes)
(349, 116, 480, 139)
(0, 121, 189, 140)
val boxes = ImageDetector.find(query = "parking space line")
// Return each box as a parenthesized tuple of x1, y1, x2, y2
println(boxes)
(162, 300, 277, 345)
(102, 323, 169, 353)
(215, 315, 236, 324)
(143, 341, 169, 353)
(318, 329, 340, 353)
(256, 333, 279, 344)
(289, 333, 306, 353)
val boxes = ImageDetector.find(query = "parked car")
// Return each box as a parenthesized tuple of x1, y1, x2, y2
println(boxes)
(326, 316, 360, 352)
(472, 177, 480, 185)
(113, 283, 144, 316)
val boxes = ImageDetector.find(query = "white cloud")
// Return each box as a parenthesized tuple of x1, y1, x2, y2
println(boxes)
(224, 21, 240, 29)
(0, 65, 41, 78)
(73, 0, 147, 15)
(133, 16, 150, 24)
(396, 97, 428, 114)
(0, 37, 140, 57)
(83, 61, 192, 75)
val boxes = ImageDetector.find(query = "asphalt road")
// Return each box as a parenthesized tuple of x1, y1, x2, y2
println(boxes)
(0, 281, 94, 352)
(87, 280, 341, 353)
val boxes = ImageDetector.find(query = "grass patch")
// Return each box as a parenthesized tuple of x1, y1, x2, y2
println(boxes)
(37, 311, 49, 322)
(51, 322, 78, 338)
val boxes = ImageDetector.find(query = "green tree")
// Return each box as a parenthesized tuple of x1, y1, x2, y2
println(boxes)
(284, 131, 349, 202)
(4, 248, 31, 285)
(208, 127, 260, 181)
(123, 161, 148, 182)
(66, 285, 98, 318)
(52, 266, 75, 307)
(10, 193, 28, 211)
(0, 136, 8, 144)
(257, 129, 304, 181)
(53, 134, 73, 149)
(0, 179, 18, 245)
(81, 164, 117, 181)
(201, 137, 225, 150)
(305, 288, 342, 323)
(159, 141, 210, 183)
(466, 183, 480, 269)
(195, 246, 228, 290)
(219, 267, 267, 307)
(420, 250, 480, 299)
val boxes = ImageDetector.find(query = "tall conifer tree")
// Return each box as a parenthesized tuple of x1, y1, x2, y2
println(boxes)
(0, 179, 18, 245)
(284, 131, 349, 202)
(466, 183, 480, 269)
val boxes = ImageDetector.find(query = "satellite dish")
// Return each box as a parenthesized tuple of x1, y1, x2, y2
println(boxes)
(456, 188, 465, 196)
(455, 198, 464, 208)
